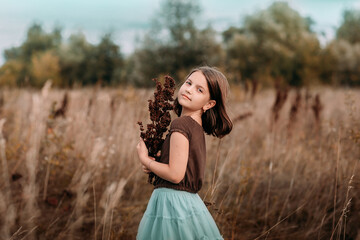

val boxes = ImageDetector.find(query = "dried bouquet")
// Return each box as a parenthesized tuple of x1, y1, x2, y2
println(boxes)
(137, 75, 175, 183)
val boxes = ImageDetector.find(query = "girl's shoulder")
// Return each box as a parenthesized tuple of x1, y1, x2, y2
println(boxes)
(169, 116, 195, 140)
(171, 115, 188, 124)
(170, 116, 203, 139)
(171, 115, 200, 129)
(170, 116, 190, 130)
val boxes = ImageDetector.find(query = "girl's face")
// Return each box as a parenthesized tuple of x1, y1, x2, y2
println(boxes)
(177, 71, 215, 114)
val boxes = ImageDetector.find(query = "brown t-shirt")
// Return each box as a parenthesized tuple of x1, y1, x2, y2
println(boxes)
(153, 115, 206, 193)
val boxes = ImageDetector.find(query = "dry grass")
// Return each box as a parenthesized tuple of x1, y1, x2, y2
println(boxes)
(0, 84, 359, 240)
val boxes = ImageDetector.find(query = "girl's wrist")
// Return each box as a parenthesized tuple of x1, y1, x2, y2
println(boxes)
(140, 155, 152, 165)
(148, 159, 154, 170)
(141, 155, 148, 165)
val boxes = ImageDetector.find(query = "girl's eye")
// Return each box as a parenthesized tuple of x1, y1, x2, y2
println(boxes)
(186, 81, 191, 85)
(198, 88, 203, 93)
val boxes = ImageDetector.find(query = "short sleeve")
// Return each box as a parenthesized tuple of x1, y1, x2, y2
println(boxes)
(169, 117, 191, 140)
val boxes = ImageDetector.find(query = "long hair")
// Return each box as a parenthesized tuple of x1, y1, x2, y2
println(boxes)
(174, 66, 233, 138)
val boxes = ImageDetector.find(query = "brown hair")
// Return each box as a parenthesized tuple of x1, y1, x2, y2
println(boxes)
(174, 66, 233, 138)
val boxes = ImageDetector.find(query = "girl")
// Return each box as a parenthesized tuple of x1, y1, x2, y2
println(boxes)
(136, 66, 233, 240)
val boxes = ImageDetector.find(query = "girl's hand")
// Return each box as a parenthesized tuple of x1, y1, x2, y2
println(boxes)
(136, 138, 149, 165)
(141, 152, 161, 174)
(142, 161, 152, 174)
(136, 137, 161, 174)
(142, 157, 155, 174)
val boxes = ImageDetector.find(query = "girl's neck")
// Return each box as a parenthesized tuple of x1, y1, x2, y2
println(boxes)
(180, 110, 203, 126)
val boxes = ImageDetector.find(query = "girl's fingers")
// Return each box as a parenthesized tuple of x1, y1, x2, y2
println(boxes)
(136, 139, 149, 161)
(142, 165, 151, 173)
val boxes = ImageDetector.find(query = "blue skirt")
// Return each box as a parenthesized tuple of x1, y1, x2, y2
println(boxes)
(137, 188, 224, 240)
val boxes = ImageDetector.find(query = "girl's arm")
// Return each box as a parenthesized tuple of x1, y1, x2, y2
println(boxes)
(137, 132, 189, 184)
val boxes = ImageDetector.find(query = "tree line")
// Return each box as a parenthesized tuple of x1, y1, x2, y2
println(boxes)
(0, 0, 359, 88)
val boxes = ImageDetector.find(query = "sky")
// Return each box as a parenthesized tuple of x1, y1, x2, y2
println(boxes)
(0, 0, 360, 66)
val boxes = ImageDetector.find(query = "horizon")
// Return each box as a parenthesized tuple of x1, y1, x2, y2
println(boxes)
(0, 0, 359, 66)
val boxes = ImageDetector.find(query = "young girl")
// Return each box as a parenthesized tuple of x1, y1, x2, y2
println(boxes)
(136, 66, 233, 240)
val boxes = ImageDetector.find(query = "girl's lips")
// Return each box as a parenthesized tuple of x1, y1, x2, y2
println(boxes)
(181, 94, 191, 101)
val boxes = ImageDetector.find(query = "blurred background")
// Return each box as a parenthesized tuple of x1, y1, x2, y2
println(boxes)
(0, 1, 360, 239)
(1, 0, 360, 88)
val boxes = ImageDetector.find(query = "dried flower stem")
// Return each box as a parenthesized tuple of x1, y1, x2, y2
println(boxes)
(138, 75, 175, 183)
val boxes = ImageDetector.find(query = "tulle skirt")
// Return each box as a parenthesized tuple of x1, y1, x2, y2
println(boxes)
(136, 188, 223, 240)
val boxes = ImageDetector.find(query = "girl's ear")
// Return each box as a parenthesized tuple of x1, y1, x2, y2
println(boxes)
(203, 100, 216, 112)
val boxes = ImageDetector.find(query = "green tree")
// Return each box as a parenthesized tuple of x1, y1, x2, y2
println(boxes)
(3, 23, 62, 86)
(224, 2, 320, 87)
(2, 24, 124, 87)
(4, 23, 62, 62)
(58, 32, 91, 87)
(319, 9, 360, 86)
(0, 60, 24, 87)
(320, 40, 360, 86)
(95, 33, 124, 85)
(337, 10, 360, 44)
(59, 32, 123, 87)
(31, 50, 61, 87)
(128, 0, 224, 87)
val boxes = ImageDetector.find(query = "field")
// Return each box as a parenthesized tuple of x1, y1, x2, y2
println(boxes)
(0, 84, 359, 240)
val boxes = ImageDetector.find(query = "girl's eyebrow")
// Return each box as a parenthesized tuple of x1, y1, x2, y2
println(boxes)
(187, 78, 206, 90)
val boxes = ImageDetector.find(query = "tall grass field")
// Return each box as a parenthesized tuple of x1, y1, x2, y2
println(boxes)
(0, 84, 359, 240)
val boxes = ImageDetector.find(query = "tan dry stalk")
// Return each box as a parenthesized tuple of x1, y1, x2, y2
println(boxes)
(8, 226, 23, 240)
(264, 159, 273, 231)
(65, 137, 105, 239)
(65, 172, 91, 239)
(253, 202, 307, 240)
(99, 179, 127, 240)
(333, 128, 341, 231)
(93, 180, 97, 240)
(0, 118, 16, 239)
(277, 147, 300, 222)
(22, 80, 52, 239)
(330, 175, 354, 240)
(42, 156, 52, 201)
(210, 138, 222, 197)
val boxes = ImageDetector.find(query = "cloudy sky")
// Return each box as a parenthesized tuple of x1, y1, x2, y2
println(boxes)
(0, 0, 359, 65)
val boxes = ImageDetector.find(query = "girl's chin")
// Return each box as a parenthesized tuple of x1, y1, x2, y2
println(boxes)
(178, 98, 187, 106)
